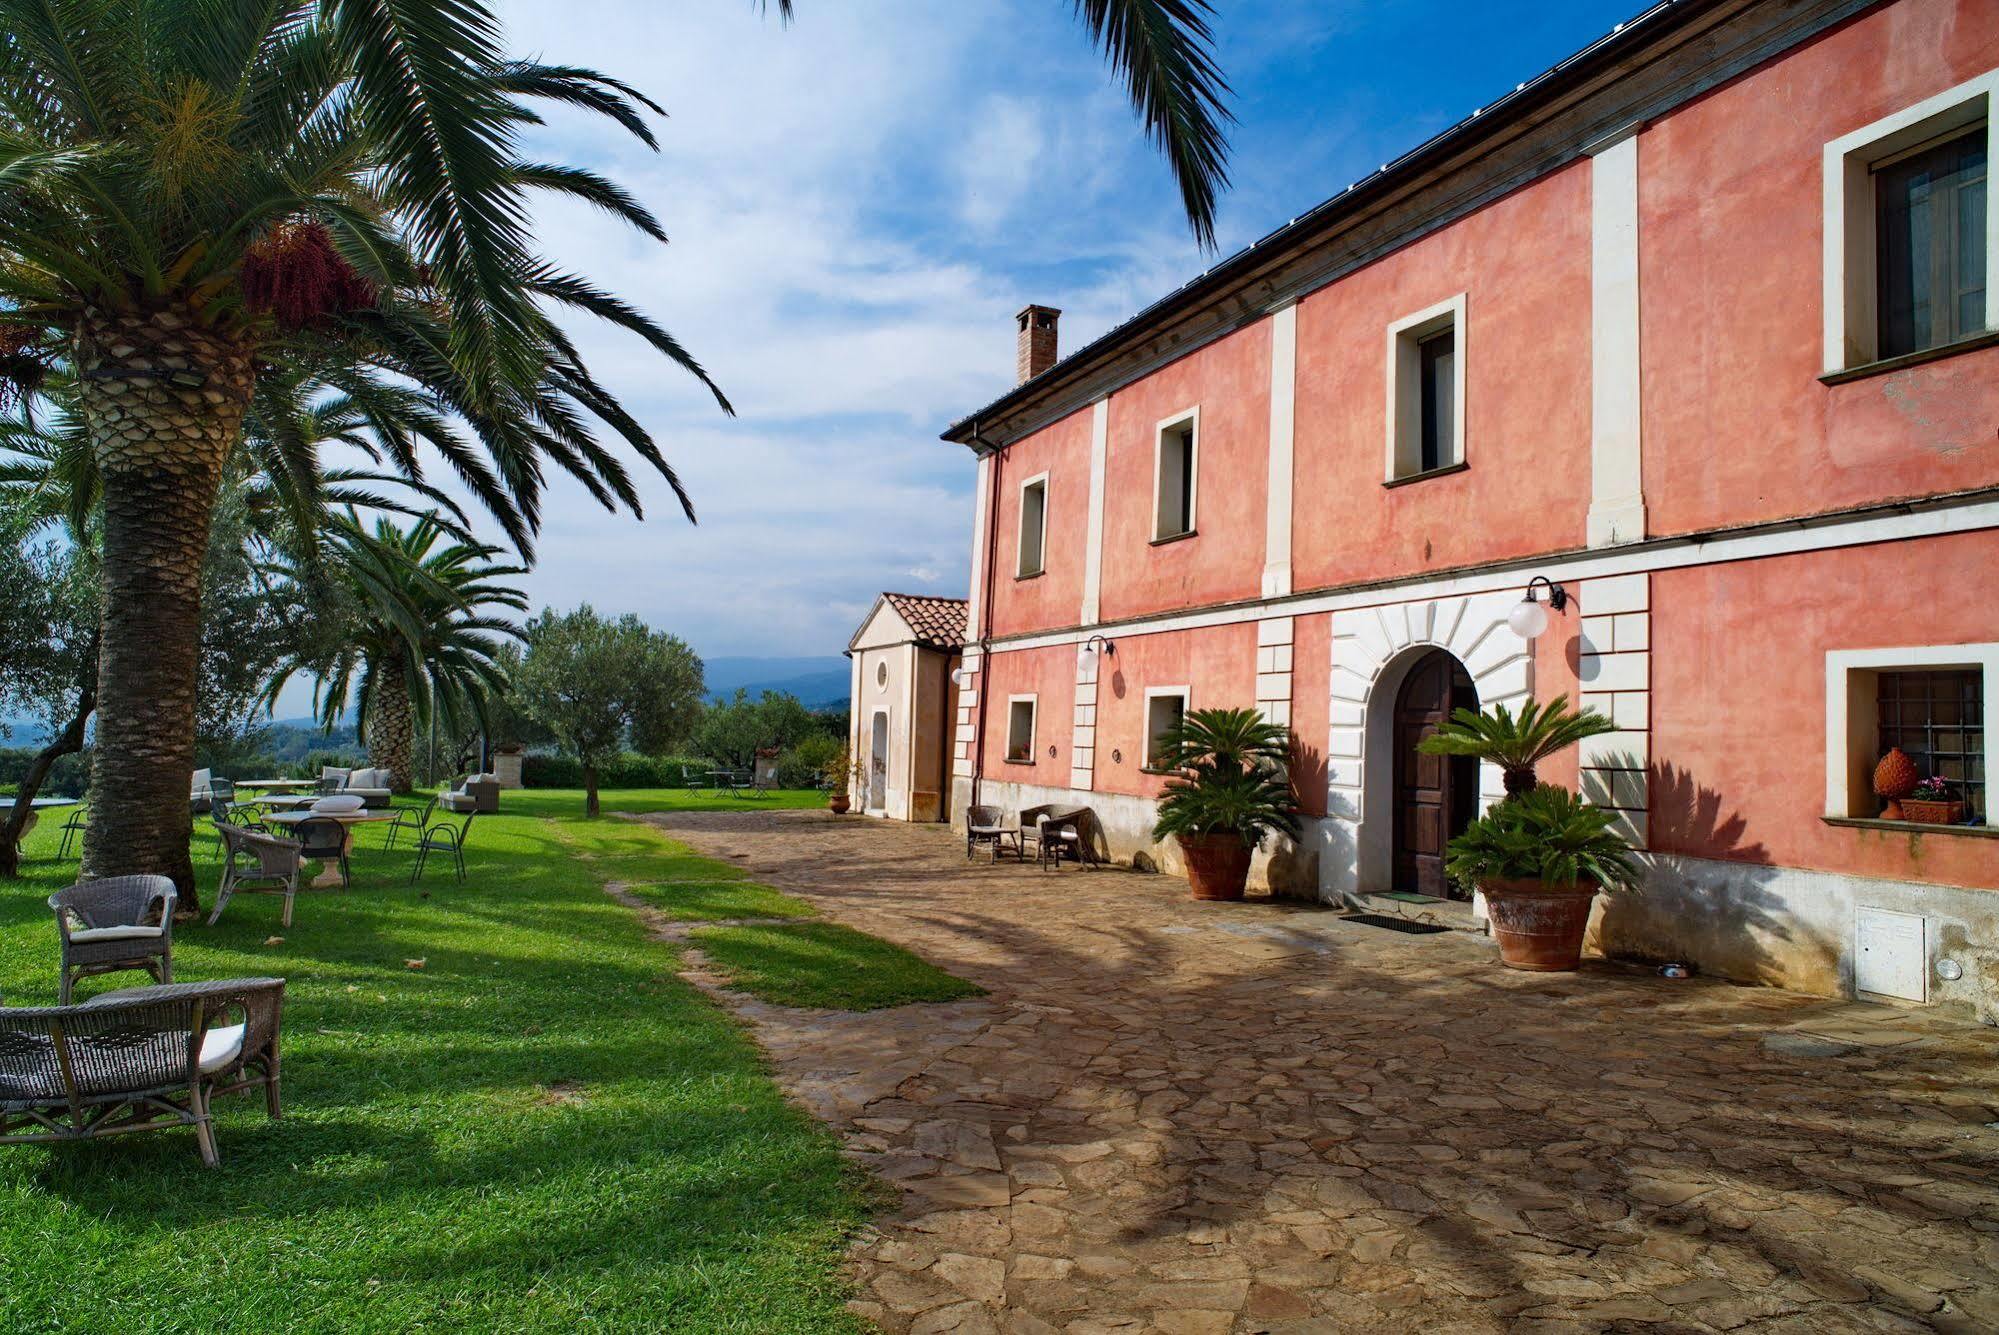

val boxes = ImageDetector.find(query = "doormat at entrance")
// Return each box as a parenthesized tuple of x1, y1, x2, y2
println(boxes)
(1340, 913, 1451, 935)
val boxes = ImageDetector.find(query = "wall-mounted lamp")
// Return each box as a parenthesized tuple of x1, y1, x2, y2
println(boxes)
(1507, 576, 1569, 640)
(1079, 634, 1117, 671)
(950, 665, 976, 687)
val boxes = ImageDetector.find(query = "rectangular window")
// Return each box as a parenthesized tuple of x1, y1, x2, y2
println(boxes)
(1005, 696, 1037, 763)
(1823, 71, 1997, 373)
(1016, 474, 1047, 578)
(1385, 295, 1465, 480)
(1153, 413, 1197, 541)
(1877, 669, 1985, 819)
(1876, 128, 1987, 358)
(1417, 328, 1456, 473)
(1143, 687, 1189, 770)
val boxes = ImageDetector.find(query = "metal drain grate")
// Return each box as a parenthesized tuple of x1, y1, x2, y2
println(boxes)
(1340, 912, 1450, 935)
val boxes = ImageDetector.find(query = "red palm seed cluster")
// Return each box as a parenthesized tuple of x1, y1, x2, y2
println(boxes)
(240, 220, 377, 329)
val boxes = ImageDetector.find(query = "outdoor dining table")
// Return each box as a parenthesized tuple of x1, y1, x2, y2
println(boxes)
(235, 778, 317, 792)
(4, 795, 79, 843)
(264, 808, 400, 887)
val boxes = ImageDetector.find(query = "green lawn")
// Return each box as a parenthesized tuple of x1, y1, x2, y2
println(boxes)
(689, 922, 985, 1011)
(0, 788, 881, 1334)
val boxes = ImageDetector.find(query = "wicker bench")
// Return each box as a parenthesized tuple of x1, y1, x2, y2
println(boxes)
(0, 978, 285, 1167)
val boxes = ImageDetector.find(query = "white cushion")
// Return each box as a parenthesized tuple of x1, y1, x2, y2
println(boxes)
(69, 924, 165, 943)
(198, 1023, 245, 1076)
(439, 792, 476, 813)
(312, 795, 365, 814)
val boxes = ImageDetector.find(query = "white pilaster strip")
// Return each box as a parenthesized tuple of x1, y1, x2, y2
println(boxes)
(1081, 398, 1109, 626)
(965, 453, 993, 642)
(1587, 131, 1647, 549)
(1577, 573, 1650, 846)
(1262, 304, 1297, 598)
(1071, 643, 1099, 790)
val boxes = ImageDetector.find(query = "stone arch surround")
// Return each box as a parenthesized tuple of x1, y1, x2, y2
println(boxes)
(1321, 590, 1533, 901)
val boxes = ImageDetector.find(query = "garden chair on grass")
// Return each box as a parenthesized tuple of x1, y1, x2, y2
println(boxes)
(50, 876, 177, 1004)
(213, 822, 303, 927)
(966, 804, 1022, 861)
(56, 806, 88, 859)
(408, 810, 475, 884)
(295, 817, 350, 891)
(384, 795, 438, 851)
(0, 977, 285, 1168)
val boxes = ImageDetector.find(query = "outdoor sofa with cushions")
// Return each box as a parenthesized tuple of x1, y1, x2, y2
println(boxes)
(0, 977, 284, 1168)
(439, 773, 499, 815)
(190, 768, 234, 813)
(339, 767, 395, 808)
(50, 875, 176, 1004)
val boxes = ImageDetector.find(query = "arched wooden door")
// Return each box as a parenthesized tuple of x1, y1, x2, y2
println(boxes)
(1391, 650, 1479, 898)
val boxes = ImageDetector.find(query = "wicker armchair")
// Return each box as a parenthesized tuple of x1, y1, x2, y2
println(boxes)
(965, 804, 1022, 861)
(212, 823, 303, 927)
(49, 876, 177, 1004)
(0, 977, 285, 1167)
(1019, 804, 1098, 871)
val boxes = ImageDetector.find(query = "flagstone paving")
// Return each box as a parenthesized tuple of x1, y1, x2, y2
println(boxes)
(640, 809, 1999, 1334)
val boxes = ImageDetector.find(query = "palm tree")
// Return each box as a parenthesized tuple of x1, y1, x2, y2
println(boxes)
(0, 5, 726, 891)
(1417, 696, 1617, 799)
(265, 513, 528, 793)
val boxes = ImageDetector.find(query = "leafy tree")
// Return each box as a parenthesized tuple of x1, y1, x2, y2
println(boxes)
(0, 499, 98, 877)
(516, 607, 705, 816)
(694, 690, 816, 771)
(0, 4, 726, 893)
(265, 515, 527, 792)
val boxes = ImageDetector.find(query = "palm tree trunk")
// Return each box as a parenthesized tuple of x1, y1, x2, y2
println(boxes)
(367, 671, 416, 793)
(77, 310, 254, 905)
(584, 763, 600, 818)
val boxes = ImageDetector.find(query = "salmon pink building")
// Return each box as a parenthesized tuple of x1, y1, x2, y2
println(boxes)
(857, 0, 1999, 1014)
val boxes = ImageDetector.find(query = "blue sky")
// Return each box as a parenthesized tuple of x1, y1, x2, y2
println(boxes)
(403, 1, 1643, 672)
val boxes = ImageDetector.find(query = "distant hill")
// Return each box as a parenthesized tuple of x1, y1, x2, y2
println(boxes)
(702, 656, 849, 709)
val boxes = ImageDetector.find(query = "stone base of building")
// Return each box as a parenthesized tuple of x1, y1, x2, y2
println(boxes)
(949, 778, 1993, 1017)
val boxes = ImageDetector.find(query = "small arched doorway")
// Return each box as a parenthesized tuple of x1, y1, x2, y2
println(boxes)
(1391, 649, 1479, 898)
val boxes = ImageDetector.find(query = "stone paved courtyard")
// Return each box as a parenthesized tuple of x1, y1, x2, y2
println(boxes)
(642, 809, 1999, 1334)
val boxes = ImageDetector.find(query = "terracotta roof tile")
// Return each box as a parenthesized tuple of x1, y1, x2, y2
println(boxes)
(881, 592, 968, 650)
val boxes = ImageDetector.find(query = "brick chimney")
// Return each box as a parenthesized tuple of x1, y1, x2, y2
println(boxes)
(1015, 305, 1060, 384)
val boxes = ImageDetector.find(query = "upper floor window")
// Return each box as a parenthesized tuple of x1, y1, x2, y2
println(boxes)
(1016, 473, 1048, 578)
(1153, 410, 1198, 542)
(1385, 295, 1466, 481)
(1876, 128, 1987, 359)
(1824, 70, 1996, 373)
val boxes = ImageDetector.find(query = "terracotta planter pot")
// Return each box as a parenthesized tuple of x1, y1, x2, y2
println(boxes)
(1898, 798, 1964, 826)
(1479, 876, 1599, 971)
(1179, 834, 1253, 901)
(828, 794, 851, 815)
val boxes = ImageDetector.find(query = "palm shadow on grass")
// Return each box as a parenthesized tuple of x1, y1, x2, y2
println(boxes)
(688, 921, 985, 1011)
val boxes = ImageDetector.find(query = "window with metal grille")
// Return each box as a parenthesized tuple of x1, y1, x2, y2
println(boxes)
(1877, 669, 1984, 818)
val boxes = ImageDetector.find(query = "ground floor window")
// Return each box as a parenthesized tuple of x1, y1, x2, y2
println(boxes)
(1143, 687, 1189, 770)
(1877, 668, 1985, 818)
(1006, 696, 1037, 763)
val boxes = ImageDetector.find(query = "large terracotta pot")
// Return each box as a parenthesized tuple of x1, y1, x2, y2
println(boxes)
(1480, 876, 1599, 971)
(1179, 834, 1253, 901)
(828, 794, 851, 815)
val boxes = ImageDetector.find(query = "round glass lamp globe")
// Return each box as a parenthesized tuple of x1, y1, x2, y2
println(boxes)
(1507, 598, 1550, 640)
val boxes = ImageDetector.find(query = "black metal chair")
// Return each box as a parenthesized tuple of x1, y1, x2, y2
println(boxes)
(294, 816, 351, 890)
(408, 810, 475, 884)
(384, 795, 438, 851)
(49, 876, 177, 1004)
(56, 806, 88, 859)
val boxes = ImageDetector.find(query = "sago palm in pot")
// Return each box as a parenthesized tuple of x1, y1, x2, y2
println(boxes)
(1150, 708, 1300, 901)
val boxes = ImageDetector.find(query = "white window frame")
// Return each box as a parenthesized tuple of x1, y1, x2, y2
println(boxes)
(1142, 685, 1191, 771)
(1005, 694, 1038, 764)
(1384, 294, 1467, 480)
(1015, 471, 1049, 578)
(1151, 407, 1200, 542)
(1823, 642, 1997, 818)
(1822, 68, 1999, 374)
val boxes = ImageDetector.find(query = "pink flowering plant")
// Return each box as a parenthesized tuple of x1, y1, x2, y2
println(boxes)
(1909, 777, 1957, 803)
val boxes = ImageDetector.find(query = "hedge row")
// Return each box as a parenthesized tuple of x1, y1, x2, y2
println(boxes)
(521, 753, 720, 789)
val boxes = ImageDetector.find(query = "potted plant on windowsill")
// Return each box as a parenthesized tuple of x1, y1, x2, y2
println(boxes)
(1899, 777, 1966, 826)
(1443, 784, 1642, 970)
(1151, 708, 1300, 902)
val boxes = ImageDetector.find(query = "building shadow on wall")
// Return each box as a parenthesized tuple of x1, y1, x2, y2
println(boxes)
(1590, 760, 1829, 990)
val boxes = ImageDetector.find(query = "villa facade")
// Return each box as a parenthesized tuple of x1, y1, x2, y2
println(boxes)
(868, 0, 1999, 1009)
